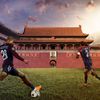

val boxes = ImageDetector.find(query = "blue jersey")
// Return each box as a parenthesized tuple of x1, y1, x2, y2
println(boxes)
(0, 43, 24, 66)
(80, 47, 91, 60)
(78, 46, 92, 69)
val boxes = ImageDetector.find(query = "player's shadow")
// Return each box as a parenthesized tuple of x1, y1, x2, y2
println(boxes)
(28, 92, 64, 100)
(0, 93, 26, 100)
(0, 92, 78, 100)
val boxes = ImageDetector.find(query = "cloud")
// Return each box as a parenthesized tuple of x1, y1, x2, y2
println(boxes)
(35, 0, 69, 14)
(86, 0, 96, 12)
(35, 1, 48, 14)
(28, 16, 38, 22)
(0, 0, 35, 31)
(76, 16, 83, 20)
(87, 0, 95, 7)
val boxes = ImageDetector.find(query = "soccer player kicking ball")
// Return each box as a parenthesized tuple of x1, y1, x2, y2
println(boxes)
(0, 37, 42, 97)
(76, 42, 100, 86)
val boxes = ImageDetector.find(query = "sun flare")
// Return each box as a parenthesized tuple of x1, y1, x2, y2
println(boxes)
(82, 8, 100, 34)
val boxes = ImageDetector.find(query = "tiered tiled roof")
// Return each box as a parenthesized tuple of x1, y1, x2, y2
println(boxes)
(15, 38, 93, 43)
(20, 25, 88, 37)
(17, 25, 93, 44)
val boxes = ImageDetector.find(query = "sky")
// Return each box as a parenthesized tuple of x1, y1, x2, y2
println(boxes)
(0, 0, 100, 44)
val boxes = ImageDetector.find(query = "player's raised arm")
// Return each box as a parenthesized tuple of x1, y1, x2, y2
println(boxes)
(12, 49, 24, 61)
(11, 45, 28, 64)
(12, 49, 28, 64)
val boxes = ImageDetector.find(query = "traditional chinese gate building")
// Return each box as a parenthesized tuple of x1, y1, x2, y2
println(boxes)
(1, 24, 100, 68)
(15, 25, 93, 50)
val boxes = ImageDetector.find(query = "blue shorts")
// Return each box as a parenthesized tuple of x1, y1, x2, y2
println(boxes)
(84, 59, 92, 70)
(2, 65, 19, 76)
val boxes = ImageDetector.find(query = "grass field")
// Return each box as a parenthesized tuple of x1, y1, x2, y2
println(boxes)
(0, 68, 100, 100)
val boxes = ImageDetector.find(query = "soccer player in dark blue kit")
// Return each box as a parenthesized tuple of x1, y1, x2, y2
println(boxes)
(76, 42, 100, 86)
(0, 37, 41, 97)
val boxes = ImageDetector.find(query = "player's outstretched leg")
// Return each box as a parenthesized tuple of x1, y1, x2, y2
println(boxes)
(18, 71, 42, 97)
(0, 71, 8, 81)
(83, 69, 90, 86)
(91, 69, 100, 80)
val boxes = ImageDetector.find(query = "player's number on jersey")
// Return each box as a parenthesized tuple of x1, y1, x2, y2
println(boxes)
(85, 49, 89, 57)
(1, 49, 8, 60)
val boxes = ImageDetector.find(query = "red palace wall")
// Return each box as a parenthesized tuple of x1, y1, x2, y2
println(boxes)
(0, 50, 100, 68)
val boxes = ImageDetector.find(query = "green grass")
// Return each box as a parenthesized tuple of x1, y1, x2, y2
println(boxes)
(0, 68, 100, 100)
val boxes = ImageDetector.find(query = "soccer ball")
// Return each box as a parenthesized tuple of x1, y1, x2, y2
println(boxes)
(77, 52, 80, 56)
(76, 52, 80, 58)
(31, 90, 40, 97)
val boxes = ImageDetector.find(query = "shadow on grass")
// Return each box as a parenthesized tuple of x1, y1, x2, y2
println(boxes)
(0, 92, 65, 100)
(0, 93, 26, 100)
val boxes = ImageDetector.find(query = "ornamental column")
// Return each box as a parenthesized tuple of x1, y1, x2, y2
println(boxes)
(64, 44, 67, 50)
(46, 44, 49, 50)
(39, 44, 41, 50)
(56, 44, 60, 50)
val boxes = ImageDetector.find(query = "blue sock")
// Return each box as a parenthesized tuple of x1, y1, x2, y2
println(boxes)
(31, 85, 35, 90)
